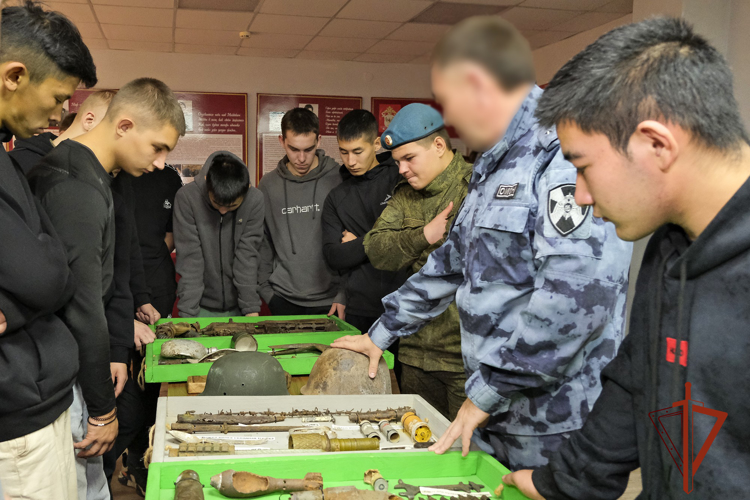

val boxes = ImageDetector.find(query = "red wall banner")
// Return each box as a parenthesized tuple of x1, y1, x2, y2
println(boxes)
(256, 93, 362, 184)
(371, 97, 459, 138)
(70, 89, 248, 183)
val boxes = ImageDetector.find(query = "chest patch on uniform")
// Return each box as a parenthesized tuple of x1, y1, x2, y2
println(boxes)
(495, 183, 519, 199)
(548, 184, 589, 236)
(163, 199, 172, 209)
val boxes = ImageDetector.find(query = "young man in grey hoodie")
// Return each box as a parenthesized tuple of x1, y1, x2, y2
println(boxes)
(173, 151, 264, 317)
(258, 108, 345, 317)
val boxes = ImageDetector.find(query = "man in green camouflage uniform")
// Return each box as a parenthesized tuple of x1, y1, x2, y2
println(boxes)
(363, 103, 471, 420)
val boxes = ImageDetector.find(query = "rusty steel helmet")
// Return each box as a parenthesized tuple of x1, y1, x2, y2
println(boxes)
(300, 348, 391, 395)
(202, 351, 290, 396)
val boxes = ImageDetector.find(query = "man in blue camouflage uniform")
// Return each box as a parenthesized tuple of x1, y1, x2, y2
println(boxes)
(333, 16, 633, 470)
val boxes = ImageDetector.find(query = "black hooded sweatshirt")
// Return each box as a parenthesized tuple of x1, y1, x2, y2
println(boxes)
(28, 140, 117, 418)
(533, 176, 750, 499)
(321, 153, 409, 317)
(0, 130, 78, 441)
(9, 132, 56, 174)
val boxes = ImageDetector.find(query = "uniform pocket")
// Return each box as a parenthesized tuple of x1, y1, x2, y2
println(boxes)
(476, 205, 529, 233)
(472, 205, 533, 286)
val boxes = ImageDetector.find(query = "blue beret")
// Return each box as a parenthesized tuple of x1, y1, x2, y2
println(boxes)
(381, 103, 445, 151)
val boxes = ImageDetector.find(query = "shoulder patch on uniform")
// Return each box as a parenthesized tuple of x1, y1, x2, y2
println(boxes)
(548, 184, 589, 236)
(496, 183, 519, 199)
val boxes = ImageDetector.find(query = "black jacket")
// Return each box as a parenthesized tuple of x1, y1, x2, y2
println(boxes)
(321, 153, 408, 317)
(105, 173, 150, 364)
(10, 133, 147, 367)
(534, 177, 750, 499)
(0, 130, 78, 441)
(28, 140, 117, 418)
(131, 166, 182, 298)
(9, 132, 56, 174)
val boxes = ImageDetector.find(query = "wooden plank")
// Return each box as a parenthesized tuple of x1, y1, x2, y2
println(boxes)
(186, 375, 207, 394)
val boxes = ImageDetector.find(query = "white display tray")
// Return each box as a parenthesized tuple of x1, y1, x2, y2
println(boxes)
(152, 394, 470, 463)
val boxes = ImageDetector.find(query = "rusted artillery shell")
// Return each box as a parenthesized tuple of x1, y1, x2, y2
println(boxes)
(210, 470, 322, 498)
(174, 470, 204, 500)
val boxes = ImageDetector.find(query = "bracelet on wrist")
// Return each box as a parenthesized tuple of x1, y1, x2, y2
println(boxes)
(89, 408, 118, 421)
(87, 416, 116, 427)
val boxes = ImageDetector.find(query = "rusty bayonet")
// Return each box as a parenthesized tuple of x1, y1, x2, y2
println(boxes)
(177, 413, 285, 425)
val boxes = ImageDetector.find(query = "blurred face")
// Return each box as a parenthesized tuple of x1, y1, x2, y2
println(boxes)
(280, 132, 319, 176)
(0, 63, 79, 138)
(392, 137, 447, 190)
(338, 135, 380, 176)
(209, 193, 243, 215)
(558, 122, 668, 241)
(114, 120, 180, 177)
(431, 61, 525, 152)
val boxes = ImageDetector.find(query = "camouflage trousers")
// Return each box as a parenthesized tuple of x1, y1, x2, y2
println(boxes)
(473, 428, 572, 471)
(400, 363, 466, 421)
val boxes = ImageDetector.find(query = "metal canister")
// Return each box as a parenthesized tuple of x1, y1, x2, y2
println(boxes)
(231, 332, 258, 352)
(288, 432, 328, 450)
(328, 438, 380, 452)
(401, 412, 432, 443)
(364, 469, 388, 492)
(378, 420, 400, 443)
(359, 420, 380, 440)
(174, 470, 204, 500)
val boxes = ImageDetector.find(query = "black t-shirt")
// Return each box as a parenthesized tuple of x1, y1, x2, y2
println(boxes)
(131, 165, 182, 297)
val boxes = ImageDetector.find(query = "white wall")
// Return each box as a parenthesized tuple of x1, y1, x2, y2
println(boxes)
(532, 15, 632, 84)
(88, 49, 432, 182)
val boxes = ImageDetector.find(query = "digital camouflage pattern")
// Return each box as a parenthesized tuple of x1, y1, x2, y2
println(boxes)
(369, 86, 633, 441)
(364, 153, 472, 373)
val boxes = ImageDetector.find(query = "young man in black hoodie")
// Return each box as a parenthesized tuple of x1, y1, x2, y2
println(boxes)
(28, 78, 185, 500)
(0, 3, 97, 499)
(322, 110, 408, 334)
(502, 17, 750, 500)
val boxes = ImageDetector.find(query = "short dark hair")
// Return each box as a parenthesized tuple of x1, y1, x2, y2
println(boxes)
(58, 112, 76, 133)
(417, 128, 452, 151)
(536, 17, 750, 154)
(337, 109, 378, 143)
(431, 15, 535, 91)
(206, 154, 250, 206)
(106, 78, 187, 136)
(281, 107, 318, 139)
(0, 1, 97, 88)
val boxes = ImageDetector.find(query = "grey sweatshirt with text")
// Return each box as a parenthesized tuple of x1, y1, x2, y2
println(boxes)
(258, 150, 343, 307)
(173, 151, 264, 317)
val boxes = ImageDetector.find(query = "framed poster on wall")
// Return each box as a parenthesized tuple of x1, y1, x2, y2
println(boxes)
(70, 90, 248, 184)
(256, 93, 362, 184)
(371, 97, 468, 156)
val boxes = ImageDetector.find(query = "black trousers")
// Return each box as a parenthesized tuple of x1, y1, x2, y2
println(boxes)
(268, 294, 332, 316)
(103, 293, 174, 496)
